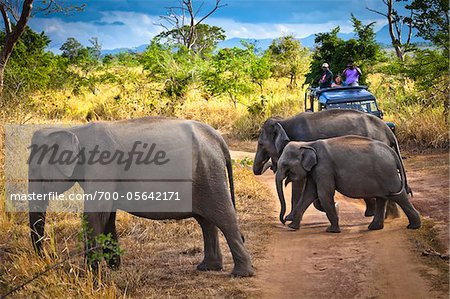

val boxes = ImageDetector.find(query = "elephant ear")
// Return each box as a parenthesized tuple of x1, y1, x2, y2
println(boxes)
(48, 130, 81, 177)
(274, 123, 290, 156)
(300, 147, 317, 172)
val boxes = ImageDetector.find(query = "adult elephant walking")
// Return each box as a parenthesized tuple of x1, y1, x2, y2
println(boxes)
(28, 117, 253, 277)
(253, 109, 409, 220)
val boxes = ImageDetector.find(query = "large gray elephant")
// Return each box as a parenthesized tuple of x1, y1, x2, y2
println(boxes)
(28, 117, 254, 277)
(275, 136, 421, 232)
(253, 109, 408, 219)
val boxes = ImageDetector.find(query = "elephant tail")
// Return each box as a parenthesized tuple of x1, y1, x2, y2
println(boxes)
(391, 135, 412, 197)
(225, 152, 236, 209)
(391, 147, 408, 196)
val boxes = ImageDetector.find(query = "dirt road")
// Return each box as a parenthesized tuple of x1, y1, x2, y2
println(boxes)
(231, 150, 448, 299)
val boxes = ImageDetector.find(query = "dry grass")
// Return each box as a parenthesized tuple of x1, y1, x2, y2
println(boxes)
(0, 147, 273, 299)
(393, 106, 449, 149)
(409, 219, 449, 294)
(176, 98, 246, 133)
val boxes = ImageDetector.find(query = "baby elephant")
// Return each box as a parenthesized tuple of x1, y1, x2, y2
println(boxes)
(275, 136, 421, 232)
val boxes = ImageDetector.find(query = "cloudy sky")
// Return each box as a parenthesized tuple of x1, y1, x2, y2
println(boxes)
(28, 0, 394, 51)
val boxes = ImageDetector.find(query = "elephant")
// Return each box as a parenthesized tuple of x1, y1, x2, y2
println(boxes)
(275, 136, 421, 232)
(28, 117, 254, 277)
(253, 109, 409, 220)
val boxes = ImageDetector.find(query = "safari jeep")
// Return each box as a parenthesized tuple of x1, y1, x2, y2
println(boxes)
(304, 86, 396, 134)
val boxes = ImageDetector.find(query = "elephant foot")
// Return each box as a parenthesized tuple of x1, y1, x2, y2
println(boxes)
(364, 209, 375, 217)
(231, 265, 254, 277)
(284, 213, 294, 222)
(288, 222, 300, 230)
(407, 223, 421, 230)
(368, 222, 384, 230)
(326, 225, 341, 233)
(197, 260, 223, 272)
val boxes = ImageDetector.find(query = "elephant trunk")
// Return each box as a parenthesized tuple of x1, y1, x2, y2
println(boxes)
(253, 146, 270, 175)
(276, 170, 287, 224)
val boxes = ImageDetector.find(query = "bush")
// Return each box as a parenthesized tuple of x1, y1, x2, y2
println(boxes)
(393, 106, 449, 149)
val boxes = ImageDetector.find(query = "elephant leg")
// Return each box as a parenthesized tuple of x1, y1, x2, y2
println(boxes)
(83, 211, 112, 272)
(204, 208, 253, 277)
(103, 212, 121, 270)
(389, 192, 421, 229)
(195, 216, 223, 271)
(368, 198, 387, 230)
(363, 198, 376, 217)
(317, 187, 340, 233)
(288, 179, 317, 230)
(313, 200, 325, 212)
(285, 180, 303, 222)
(385, 201, 400, 219)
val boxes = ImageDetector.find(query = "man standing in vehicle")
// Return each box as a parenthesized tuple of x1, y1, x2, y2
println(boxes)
(319, 63, 333, 88)
(342, 61, 362, 86)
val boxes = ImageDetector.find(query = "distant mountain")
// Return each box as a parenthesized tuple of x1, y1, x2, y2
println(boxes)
(375, 24, 425, 46)
(100, 25, 427, 55)
(217, 37, 274, 51)
(101, 44, 148, 56)
(216, 32, 356, 50)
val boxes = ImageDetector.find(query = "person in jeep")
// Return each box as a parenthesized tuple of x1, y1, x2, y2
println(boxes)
(319, 63, 333, 88)
(342, 61, 362, 86)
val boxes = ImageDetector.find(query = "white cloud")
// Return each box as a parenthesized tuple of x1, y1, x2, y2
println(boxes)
(206, 17, 388, 39)
(30, 11, 164, 51)
(28, 11, 388, 51)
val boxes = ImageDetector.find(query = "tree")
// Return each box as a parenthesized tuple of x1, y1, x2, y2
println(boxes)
(158, 0, 226, 52)
(60, 37, 84, 61)
(406, 0, 449, 53)
(141, 40, 205, 99)
(0, 0, 84, 96)
(366, 0, 414, 61)
(157, 23, 225, 56)
(202, 44, 269, 107)
(403, 0, 449, 114)
(305, 16, 382, 86)
(87, 37, 102, 61)
(266, 35, 310, 88)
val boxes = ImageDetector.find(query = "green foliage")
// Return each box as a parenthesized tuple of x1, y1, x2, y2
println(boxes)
(140, 41, 205, 100)
(406, 0, 449, 52)
(306, 15, 382, 86)
(202, 43, 271, 106)
(1, 28, 72, 97)
(79, 217, 124, 267)
(232, 157, 254, 168)
(60, 37, 102, 71)
(60, 37, 85, 62)
(267, 35, 310, 87)
(157, 24, 226, 56)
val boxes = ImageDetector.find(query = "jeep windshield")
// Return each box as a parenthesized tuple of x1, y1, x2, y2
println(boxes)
(327, 100, 379, 114)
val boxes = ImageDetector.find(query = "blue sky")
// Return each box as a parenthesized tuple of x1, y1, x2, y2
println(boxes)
(28, 0, 395, 51)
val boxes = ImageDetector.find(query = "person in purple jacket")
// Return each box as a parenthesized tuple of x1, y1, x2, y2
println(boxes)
(342, 61, 362, 86)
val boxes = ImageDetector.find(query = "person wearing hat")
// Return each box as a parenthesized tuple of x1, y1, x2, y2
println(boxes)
(319, 62, 333, 89)
(342, 61, 362, 86)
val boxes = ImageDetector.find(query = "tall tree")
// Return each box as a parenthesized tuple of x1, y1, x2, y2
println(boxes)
(158, 0, 226, 53)
(157, 23, 225, 56)
(0, 0, 83, 96)
(366, 0, 413, 61)
(60, 37, 84, 61)
(405, 0, 449, 114)
(406, 0, 449, 53)
(267, 35, 310, 88)
(305, 16, 382, 86)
